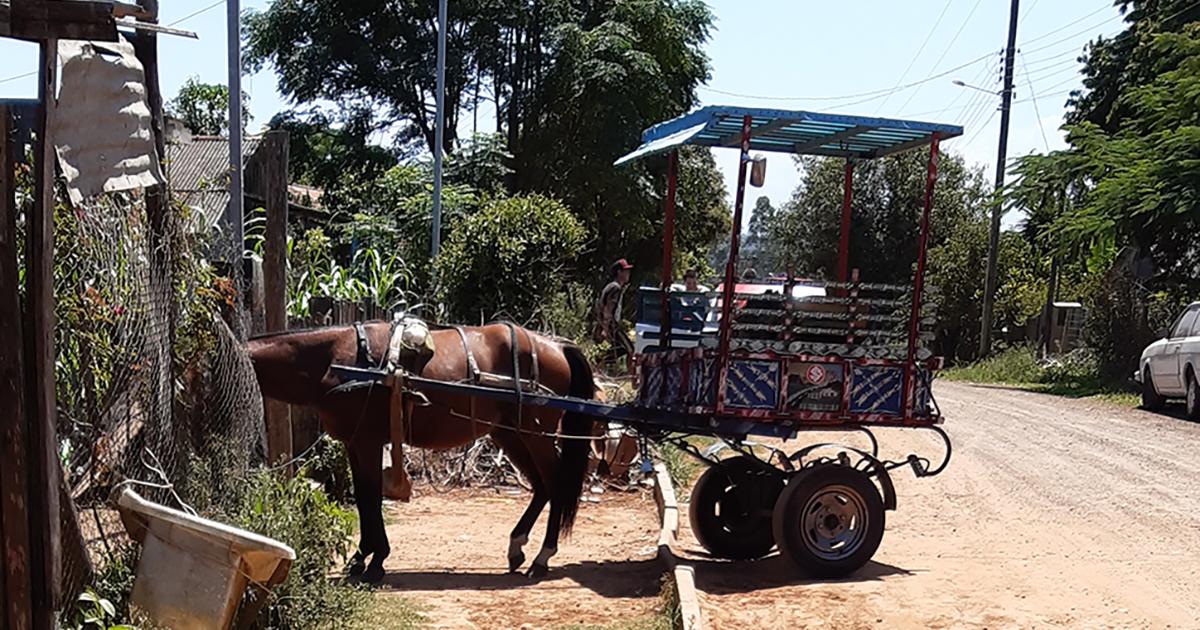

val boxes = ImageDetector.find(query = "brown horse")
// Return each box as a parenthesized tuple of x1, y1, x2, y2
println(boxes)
(246, 321, 597, 583)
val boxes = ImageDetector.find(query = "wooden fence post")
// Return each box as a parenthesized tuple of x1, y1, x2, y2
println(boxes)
(25, 38, 63, 626)
(263, 130, 292, 469)
(0, 103, 35, 630)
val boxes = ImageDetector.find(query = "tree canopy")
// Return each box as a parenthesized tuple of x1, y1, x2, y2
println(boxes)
(244, 0, 725, 287)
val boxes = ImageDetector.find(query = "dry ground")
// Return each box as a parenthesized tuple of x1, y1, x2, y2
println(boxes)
(373, 486, 664, 629)
(678, 381, 1200, 629)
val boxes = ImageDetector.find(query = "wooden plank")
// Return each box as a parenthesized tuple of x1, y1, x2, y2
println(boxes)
(0, 104, 34, 630)
(7, 0, 118, 42)
(24, 39, 62, 626)
(263, 130, 293, 470)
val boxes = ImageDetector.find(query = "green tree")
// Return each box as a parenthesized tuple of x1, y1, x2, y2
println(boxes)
(1007, 2, 1200, 375)
(435, 194, 587, 323)
(766, 151, 989, 283)
(167, 77, 250, 135)
(244, 1, 721, 285)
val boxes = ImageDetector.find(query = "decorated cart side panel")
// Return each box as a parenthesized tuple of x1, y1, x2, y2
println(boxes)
(635, 276, 943, 424)
(637, 349, 939, 423)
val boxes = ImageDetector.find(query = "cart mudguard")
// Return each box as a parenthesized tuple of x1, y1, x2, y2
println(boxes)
(790, 451, 897, 512)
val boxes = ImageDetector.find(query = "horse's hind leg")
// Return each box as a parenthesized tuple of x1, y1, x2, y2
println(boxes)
(513, 430, 567, 579)
(491, 429, 549, 573)
(348, 437, 390, 583)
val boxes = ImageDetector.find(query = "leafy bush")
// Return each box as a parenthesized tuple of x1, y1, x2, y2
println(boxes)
(435, 194, 587, 323)
(218, 470, 369, 629)
(179, 443, 369, 629)
(941, 345, 1042, 385)
(943, 345, 1128, 400)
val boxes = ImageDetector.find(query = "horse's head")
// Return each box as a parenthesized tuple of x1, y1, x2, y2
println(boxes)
(246, 327, 346, 405)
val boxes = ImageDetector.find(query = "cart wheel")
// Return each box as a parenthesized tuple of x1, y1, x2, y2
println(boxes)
(772, 465, 885, 578)
(688, 457, 783, 560)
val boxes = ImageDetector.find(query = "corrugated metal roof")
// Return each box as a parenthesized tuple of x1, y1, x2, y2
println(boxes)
(616, 105, 963, 165)
(165, 135, 262, 228)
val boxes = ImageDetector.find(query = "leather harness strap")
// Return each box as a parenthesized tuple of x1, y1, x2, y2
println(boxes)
(354, 322, 371, 367)
(454, 326, 480, 382)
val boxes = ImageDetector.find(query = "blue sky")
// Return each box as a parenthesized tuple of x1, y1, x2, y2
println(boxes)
(0, 1, 1125, 226)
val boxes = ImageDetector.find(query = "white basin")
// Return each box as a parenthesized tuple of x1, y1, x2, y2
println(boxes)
(116, 487, 296, 630)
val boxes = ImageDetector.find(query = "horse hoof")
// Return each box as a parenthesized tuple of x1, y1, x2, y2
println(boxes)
(363, 564, 386, 584)
(348, 553, 367, 577)
(507, 552, 525, 573)
(526, 563, 548, 580)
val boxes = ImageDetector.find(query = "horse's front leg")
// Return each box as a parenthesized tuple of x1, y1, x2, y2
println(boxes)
(348, 437, 390, 583)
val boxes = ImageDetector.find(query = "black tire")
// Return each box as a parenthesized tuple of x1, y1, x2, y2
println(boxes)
(772, 465, 885, 579)
(688, 456, 783, 560)
(1142, 368, 1166, 412)
(1186, 370, 1200, 421)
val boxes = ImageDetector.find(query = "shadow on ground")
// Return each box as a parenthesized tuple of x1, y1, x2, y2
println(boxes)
(685, 553, 911, 594)
(372, 558, 662, 599)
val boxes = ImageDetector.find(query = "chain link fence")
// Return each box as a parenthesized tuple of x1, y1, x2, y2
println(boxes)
(50, 189, 264, 609)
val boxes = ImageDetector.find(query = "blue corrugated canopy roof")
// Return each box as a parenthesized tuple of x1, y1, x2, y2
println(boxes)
(615, 105, 963, 165)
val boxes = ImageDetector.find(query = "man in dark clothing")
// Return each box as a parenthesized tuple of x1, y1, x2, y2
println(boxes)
(594, 258, 635, 373)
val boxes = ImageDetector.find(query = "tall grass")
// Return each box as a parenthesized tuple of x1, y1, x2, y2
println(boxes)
(943, 345, 1138, 405)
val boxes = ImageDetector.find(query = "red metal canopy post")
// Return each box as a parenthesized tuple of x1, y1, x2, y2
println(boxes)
(902, 132, 940, 420)
(658, 150, 679, 349)
(715, 115, 753, 413)
(837, 159, 854, 284)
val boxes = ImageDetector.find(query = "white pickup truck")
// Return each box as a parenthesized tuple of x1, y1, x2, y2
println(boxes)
(1135, 301, 1200, 418)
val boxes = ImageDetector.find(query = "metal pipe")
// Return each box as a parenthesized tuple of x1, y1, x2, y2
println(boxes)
(902, 133, 940, 421)
(658, 151, 679, 349)
(837, 159, 854, 284)
(430, 0, 448, 258)
(715, 115, 753, 414)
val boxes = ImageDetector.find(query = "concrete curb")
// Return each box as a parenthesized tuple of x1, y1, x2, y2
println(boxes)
(652, 463, 703, 630)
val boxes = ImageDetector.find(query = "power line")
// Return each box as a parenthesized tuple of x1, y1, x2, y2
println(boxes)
(1022, 4, 1116, 45)
(169, 0, 225, 27)
(697, 52, 992, 103)
(896, 0, 985, 112)
(1021, 16, 1124, 56)
(1018, 0, 1042, 26)
(873, 0, 955, 113)
(1031, 73, 1083, 95)
(1019, 53, 1052, 151)
(0, 71, 37, 86)
(964, 107, 1000, 148)
(1024, 62, 1080, 84)
(932, 55, 997, 118)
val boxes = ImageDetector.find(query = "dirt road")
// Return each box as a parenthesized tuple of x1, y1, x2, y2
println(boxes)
(374, 486, 664, 629)
(681, 382, 1200, 629)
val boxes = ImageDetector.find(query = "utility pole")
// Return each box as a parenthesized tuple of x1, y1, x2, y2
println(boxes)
(430, 0, 448, 259)
(227, 0, 245, 337)
(979, 0, 1020, 358)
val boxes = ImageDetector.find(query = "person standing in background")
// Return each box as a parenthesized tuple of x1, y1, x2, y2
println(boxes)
(593, 259, 635, 375)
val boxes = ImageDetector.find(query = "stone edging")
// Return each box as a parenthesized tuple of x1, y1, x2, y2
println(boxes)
(652, 463, 703, 630)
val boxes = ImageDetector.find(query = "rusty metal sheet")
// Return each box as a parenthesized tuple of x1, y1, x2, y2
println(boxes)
(52, 36, 163, 205)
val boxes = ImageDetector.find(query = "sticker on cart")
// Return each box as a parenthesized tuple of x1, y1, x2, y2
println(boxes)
(786, 362, 843, 412)
(805, 364, 826, 385)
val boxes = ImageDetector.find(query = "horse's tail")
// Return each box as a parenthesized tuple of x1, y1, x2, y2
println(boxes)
(558, 343, 597, 537)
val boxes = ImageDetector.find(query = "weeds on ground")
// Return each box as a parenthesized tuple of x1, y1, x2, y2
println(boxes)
(559, 574, 681, 630)
(353, 596, 428, 630)
(657, 442, 700, 494)
(942, 346, 1136, 405)
(219, 469, 371, 629)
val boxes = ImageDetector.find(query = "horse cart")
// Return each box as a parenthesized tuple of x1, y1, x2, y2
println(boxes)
(333, 106, 958, 578)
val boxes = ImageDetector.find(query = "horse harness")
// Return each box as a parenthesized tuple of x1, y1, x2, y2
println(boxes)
(335, 318, 552, 500)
